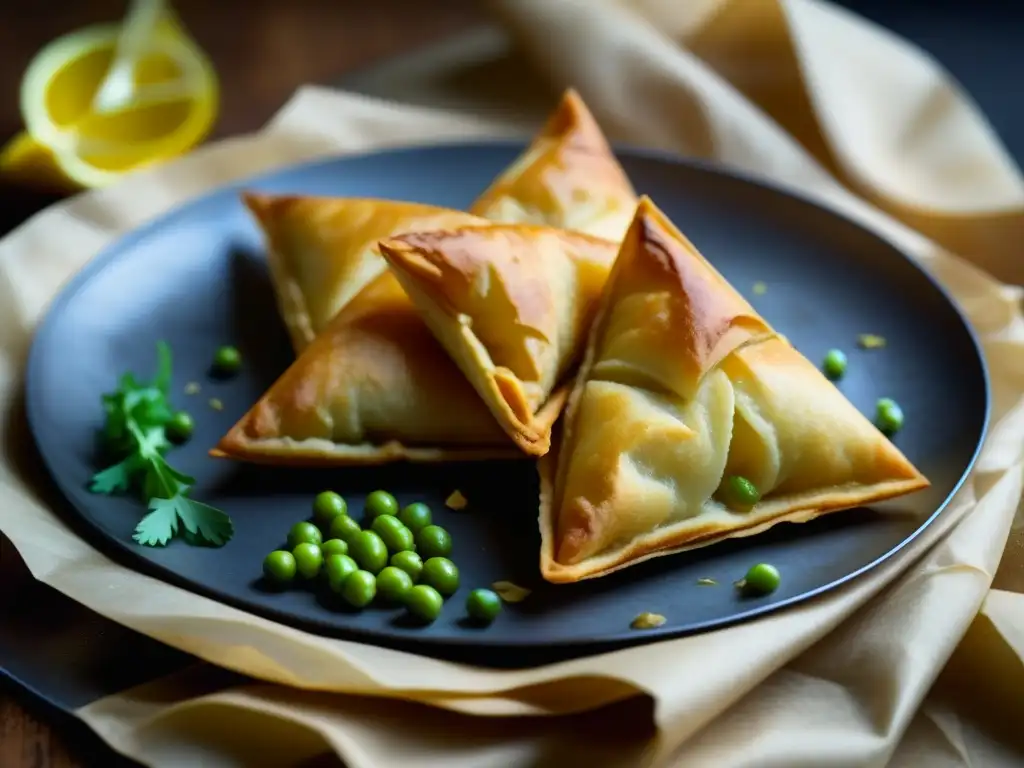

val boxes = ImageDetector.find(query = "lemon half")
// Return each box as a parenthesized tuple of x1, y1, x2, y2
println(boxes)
(4, 13, 218, 191)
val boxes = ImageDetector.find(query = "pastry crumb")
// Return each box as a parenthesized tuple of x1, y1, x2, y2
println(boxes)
(631, 612, 666, 630)
(445, 490, 468, 510)
(696, 578, 718, 586)
(184, 381, 201, 395)
(491, 581, 531, 603)
(857, 333, 886, 349)
(208, 397, 224, 411)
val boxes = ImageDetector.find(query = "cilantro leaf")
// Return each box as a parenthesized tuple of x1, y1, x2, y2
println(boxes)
(142, 455, 192, 500)
(125, 387, 173, 428)
(92, 342, 234, 549)
(160, 459, 195, 485)
(135, 424, 172, 458)
(100, 392, 133, 453)
(132, 501, 180, 546)
(90, 455, 142, 494)
(174, 496, 234, 547)
(137, 495, 233, 548)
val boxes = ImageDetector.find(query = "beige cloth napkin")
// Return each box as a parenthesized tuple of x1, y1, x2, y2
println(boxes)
(1, 1, 1023, 765)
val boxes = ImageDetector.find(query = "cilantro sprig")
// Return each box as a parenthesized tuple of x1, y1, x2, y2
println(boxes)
(90, 341, 234, 548)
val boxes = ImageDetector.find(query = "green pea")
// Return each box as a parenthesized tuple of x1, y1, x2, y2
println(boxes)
(416, 525, 452, 559)
(364, 490, 399, 521)
(398, 502, 432, 532)
(465, 588, 502, 623)
(371, 515, 415, 554)
(876, 397, 904, 435)
(212, 345, 242, 376)
(166, 411, 194, 443)
(390, 551, 423, 582)
(740, 563, 781, 596)
(822, 349, 847, 380)
(328, 514, 362, 545)
(292, 542, 324, 580)
(421, 557, 460, 597)
(321, 538, 349, 558)
(324, 554, 359, 594)
(376, 566, 414, 603)
(262, 550, 296, 586)
(726, 476, 760, 509)
(349, 530, 389, 574)
(313, 491, 347, 529)
(286, 521, 323, 549)
(405, 584, 444, 623)
(341, 569, 377, 608)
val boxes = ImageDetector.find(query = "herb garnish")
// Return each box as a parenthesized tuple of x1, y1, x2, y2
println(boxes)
(90, 341, 233, 548)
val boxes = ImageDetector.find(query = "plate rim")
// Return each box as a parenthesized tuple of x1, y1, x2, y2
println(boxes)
(21, 140, 992, 659)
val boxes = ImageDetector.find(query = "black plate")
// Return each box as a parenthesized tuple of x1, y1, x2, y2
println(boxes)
(24, 143, 988, 667)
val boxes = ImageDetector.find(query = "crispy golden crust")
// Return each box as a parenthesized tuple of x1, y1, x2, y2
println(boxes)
(584, 196, 777, 401)
(539, 197, 930, 583)
(539, 449, 928, 583)
(378, 225, 619, 456)
(227, 90, 638, 466)
(470, 89, 638, 241)
(242, 193, 488, 353)
(213, 271, 522, 466)
(245, 92, 631, 355)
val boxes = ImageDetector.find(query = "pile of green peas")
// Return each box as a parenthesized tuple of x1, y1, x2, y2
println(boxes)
(261, 489, 502, 625)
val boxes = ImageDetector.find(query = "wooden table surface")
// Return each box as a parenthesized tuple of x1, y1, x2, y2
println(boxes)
(0, 2, 482, 765)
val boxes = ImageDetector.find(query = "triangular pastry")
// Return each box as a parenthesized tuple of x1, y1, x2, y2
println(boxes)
(211, 270, 516, 464)
(470, 89, 637, 242)
(243, 193, 486, 353)
(538, 197, 930, 583)
(219, 91, 635, 466)
(379, 225, 620, 456)
(248, 89, 635, 355)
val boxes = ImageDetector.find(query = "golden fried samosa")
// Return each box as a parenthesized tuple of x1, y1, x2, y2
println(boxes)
(248, 89, 635, 354)
(378, 225, 620, 456)
(538, 197, 930, 583)
(220, 90, 635, 466)
(211, 270, 516, 464)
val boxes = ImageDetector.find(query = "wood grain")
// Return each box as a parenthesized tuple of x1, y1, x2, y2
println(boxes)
(0, 0, 483, 142)
(0, 699, 77, 768)
(0, 686, 78, 768)
(0, 1, 483, 765)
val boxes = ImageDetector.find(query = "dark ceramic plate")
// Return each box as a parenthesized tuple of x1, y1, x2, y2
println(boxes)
(24, 143, 988, 667)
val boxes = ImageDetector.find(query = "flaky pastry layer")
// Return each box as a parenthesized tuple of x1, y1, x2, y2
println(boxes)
(539, 197, 929, 582)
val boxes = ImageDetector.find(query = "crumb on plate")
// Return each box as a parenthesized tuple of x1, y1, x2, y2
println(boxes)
(631, 612, 666, 630)
(445, 490, 468, 510)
